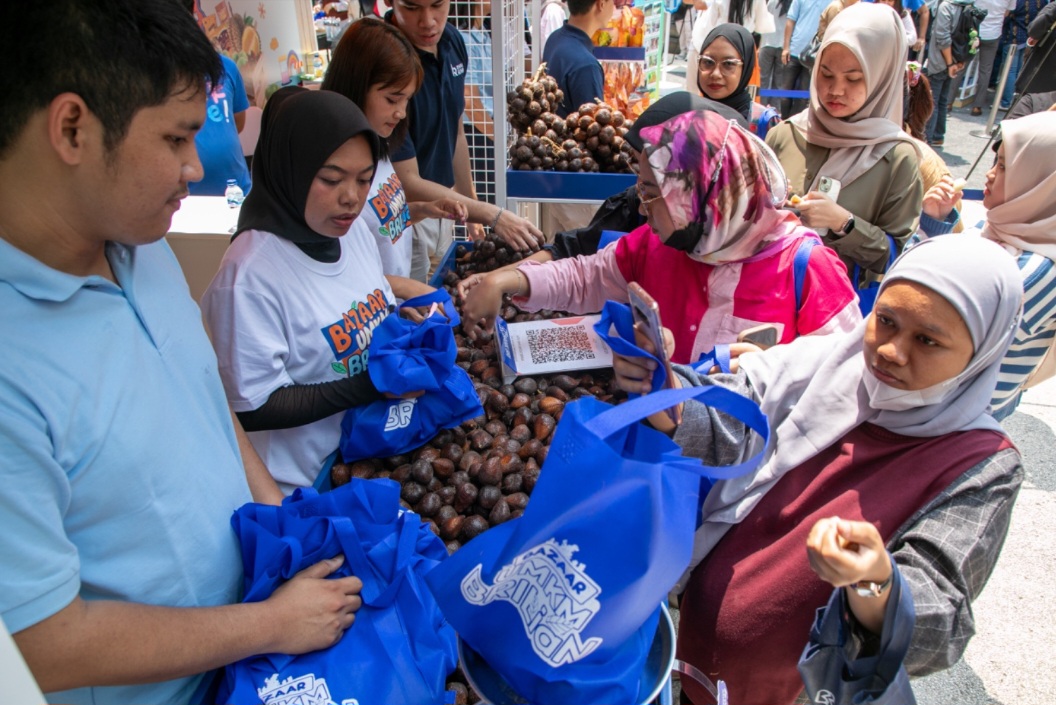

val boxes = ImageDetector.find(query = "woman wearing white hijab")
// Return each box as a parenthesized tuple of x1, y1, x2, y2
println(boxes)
(614, 235, 1023, 704)
(918, 111, 1056, 420)
(766, 2, 923, 289)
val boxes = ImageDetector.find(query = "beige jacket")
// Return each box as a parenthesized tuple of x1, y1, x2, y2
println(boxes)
(767, 120, 923, 279)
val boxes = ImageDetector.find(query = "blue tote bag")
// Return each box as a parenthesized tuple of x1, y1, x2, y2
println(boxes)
(853, 235, 898, 316)
(217, 480, 458, 705)
(340, 290, 482, 462)
(798, 562, 916, 705)
(426, 384, 769, 705)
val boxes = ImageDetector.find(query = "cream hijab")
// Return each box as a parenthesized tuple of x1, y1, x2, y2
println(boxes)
(983, 111, 1056, 260)
(789, 3, 918, 190)
(687, 236, 1023, 568)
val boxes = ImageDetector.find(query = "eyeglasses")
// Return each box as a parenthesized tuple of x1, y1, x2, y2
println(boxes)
(698, 56, 744, 76)
(635, 182, 664, 212)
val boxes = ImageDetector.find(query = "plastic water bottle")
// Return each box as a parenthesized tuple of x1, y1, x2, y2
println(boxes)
(225, 179, 244, 208)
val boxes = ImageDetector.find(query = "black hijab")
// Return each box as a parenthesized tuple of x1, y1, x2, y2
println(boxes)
(625, 90, 748, 153)
(696, 24, 756, 123)
(236, 86, 381, 262)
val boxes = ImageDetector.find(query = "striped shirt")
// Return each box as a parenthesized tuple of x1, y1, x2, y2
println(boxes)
(916, 212, 1056, 419)
(992, 250, 1056, 418)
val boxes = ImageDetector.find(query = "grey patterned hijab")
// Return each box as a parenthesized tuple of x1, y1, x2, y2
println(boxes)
(690, 236, 1023, 566)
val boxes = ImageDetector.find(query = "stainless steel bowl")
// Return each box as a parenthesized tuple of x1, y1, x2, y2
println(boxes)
(458, 603, 676, 705)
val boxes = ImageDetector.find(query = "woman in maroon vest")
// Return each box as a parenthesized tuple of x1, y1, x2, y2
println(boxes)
(614, 235, 1024, 704)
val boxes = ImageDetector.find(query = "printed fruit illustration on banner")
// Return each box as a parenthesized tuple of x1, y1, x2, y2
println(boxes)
(592, 6, 646, 48)
(192, 0, 304, 109)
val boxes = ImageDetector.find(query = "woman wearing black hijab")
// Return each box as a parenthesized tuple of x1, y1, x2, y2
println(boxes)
(696, 24, 757, 123)
(201, 87, 422, 493)
(530, 92, 750, 261)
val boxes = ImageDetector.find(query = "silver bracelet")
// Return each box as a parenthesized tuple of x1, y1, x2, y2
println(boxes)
(489, 207, 505, 231)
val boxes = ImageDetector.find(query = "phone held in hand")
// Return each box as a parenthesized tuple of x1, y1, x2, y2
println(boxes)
(737, 323, 779, 350)
(818, 176, 842, 203)
(627, 282, 681, 425)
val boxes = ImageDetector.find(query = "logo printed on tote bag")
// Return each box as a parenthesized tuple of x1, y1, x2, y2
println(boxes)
(460, 539, 603, 666)
(383, 398, 417, 432)
(257, 672, 360, 705)
(813, 690, 835, 705)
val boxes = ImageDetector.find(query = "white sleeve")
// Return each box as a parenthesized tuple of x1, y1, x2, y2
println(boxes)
(752, 0, 777, 34)
(202, 281, 295, 413)
(903, 13, 918, 45)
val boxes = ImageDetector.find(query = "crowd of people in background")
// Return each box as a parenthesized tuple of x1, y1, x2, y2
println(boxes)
(3, 0, 1056, 704)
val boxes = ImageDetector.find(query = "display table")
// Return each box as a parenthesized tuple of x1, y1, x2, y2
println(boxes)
(165, 196, 239, 304)
(506, 170, 636, 204)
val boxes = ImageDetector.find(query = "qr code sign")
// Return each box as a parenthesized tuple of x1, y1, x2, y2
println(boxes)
(525, 326, 597, 365)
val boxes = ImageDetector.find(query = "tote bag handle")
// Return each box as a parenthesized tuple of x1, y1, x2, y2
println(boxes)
(583, 383, 770, 481)
(333, 509, 420, 607)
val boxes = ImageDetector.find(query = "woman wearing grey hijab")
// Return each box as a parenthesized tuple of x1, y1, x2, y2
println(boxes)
(613, 235, 1024, 704)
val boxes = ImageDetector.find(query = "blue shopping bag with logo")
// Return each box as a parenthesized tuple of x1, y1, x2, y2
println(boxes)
(340, 290, 482, 462)
(425, 385, 769, 705)
(217, 480, 458, 705)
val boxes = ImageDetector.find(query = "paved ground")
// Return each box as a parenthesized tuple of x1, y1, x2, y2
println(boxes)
(907, 95, 1056, 705)
(658, 60, 1055, 703)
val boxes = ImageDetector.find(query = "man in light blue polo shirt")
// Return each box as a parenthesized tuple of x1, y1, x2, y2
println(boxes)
(0, 3, 365, 704)
(779, 0, 830, 118)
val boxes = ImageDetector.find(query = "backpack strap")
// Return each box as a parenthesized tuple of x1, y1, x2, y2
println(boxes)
(793, 237, 819, 311)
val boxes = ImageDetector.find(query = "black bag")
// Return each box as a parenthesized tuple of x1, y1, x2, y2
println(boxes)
(800, 32, 823, 70)
(798, 567, 917, 705)
(949, 2, 987, 64)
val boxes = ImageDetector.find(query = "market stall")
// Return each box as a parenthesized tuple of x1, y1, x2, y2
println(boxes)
(472, 0, 663, 208)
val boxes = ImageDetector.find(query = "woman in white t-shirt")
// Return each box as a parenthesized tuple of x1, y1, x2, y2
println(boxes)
(322, 18, 466, 279)
(203, 87, 428, 493)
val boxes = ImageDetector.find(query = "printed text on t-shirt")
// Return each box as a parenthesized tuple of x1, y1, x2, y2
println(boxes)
(370, 173, 410, 244)
(322, 288, 390, 376)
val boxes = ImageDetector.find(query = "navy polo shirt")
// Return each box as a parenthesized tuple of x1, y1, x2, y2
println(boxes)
(388, 15, 467, 188)
(542, 22, 604, 118)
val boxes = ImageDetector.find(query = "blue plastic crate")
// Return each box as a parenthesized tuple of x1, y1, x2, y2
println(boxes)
(428, 241, 475, 289)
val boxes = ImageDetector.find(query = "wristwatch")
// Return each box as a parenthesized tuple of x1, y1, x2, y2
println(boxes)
(835, 214, 856, 237)
(851, 574, 893, 598)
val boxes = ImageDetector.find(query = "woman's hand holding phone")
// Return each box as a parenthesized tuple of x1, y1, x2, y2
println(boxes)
(612, 323, 681, 434)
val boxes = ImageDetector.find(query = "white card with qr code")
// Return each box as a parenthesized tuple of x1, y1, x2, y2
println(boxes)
(495, 315, 613, 382)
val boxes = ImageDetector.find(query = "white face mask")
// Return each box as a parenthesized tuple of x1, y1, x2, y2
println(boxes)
(862, 370, 962, 412)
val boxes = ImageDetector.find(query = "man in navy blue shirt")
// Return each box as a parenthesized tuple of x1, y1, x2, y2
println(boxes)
(388, 0, 543, 280)
(543, 0, 614, 117)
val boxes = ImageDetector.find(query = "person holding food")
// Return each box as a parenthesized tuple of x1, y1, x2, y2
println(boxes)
(202, 88, 428, 493)
(460, 109, 860, 364)
(612, 235, 1024, 705)
(915, 111, 1056, 420)
(766, 2, 923, 288)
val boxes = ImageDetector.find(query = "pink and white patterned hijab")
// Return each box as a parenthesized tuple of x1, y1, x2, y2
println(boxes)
(639, 109, 800, 264)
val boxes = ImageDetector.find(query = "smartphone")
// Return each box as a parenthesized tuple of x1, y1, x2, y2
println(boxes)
(818, 176, 842, 203)
(627, 282, 681, 425)
(737, 324, 779, 350)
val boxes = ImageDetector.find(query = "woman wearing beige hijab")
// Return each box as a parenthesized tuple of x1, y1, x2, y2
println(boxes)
(918, 110, 1056, 419)
(766, 2, 922, 297)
